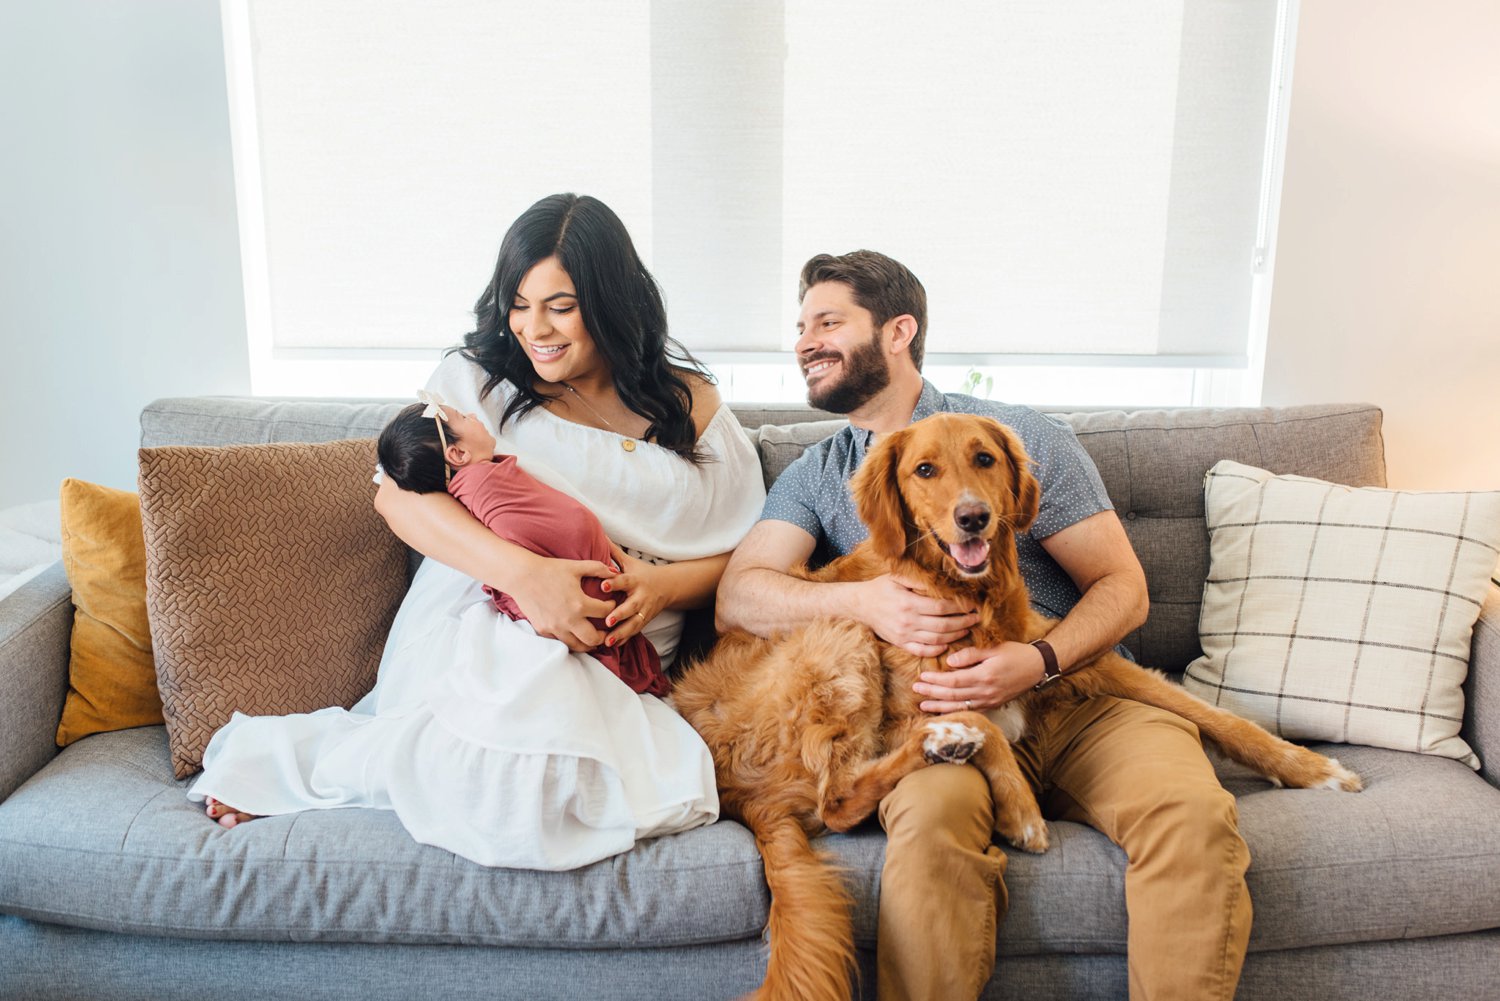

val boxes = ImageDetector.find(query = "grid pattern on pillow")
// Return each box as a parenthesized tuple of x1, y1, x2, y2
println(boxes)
(1182, 460, 1500, 769)
(139, 439, 408, 778)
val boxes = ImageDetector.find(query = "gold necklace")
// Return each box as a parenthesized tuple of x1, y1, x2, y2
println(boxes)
(559, 381, 615, 428)
(560, 382, 640, 452)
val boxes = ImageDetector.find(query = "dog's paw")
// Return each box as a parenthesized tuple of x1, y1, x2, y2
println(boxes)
(1316, 757, 1363, 792)
(1280, 747, 1363, 792)
(996, 813, 1049, 853)
(923, 721, 985, 764)
(820, 795, 857, 833)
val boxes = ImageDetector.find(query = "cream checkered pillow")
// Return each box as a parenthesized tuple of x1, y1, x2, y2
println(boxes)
(1182, 460, 1500, 769)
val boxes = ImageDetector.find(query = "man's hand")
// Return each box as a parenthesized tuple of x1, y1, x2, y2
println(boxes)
(861, 572, 979, 657)
(914, 641, 1046, 713)
(505, 555, 618, 652)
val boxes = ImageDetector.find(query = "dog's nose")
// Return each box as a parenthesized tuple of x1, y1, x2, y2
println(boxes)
(955, 503, 991, 534)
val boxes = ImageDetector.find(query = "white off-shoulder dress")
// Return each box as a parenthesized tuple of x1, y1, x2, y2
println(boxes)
(188, 353, 765, 869)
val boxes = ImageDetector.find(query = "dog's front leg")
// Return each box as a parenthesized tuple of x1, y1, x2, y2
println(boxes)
(942, 710, 1049, 852)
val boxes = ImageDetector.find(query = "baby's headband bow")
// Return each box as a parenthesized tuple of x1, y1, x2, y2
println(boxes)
(417, 390, 454, 484)
(418, 389, 450, 421)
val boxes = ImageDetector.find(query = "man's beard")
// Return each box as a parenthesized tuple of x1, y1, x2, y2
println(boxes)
(806, 332, 891, 413)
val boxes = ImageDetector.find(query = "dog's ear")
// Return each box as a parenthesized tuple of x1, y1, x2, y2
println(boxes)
(851, 426, 913, 560)
(983, 419, 1041, 533)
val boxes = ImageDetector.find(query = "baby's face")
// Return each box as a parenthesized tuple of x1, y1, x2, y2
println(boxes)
(441, 406, 497, 463)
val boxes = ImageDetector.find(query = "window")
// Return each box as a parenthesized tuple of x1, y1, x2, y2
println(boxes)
(223, 0, 1294, 405)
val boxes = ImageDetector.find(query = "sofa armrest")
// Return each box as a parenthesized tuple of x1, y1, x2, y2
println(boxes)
(0, 562, 72, 803)
(1463, 582, 1500, 789)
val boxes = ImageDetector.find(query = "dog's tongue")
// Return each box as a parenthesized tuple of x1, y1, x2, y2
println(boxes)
(951, 539, 990, 568)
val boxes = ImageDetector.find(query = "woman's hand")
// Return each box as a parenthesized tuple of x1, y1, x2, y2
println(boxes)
(913, 642, 1047, 714)
(600, 543, 673, 647)
(506, 554, 619, 652)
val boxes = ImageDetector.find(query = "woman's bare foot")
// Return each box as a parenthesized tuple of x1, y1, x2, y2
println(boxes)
(204, 797, 259, 828)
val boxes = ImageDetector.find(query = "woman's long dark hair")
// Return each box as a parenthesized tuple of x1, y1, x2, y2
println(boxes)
(458, 193, 712, 461)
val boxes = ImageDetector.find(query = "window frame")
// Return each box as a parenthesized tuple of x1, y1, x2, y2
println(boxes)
(220, 0, 1298, 408)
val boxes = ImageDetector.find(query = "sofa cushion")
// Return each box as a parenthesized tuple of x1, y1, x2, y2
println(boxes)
(1225, 743, 1500, 951)
(2, 729, 1497, 955)
(139, 440, 408, 777)
(0, 727, 768, 949)
(750, 419, 847, 490)
(141, 398, 405, 448)
(1183, 460, 1499, 768)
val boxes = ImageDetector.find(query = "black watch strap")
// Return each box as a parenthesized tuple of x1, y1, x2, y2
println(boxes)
(1031, 639, 1063, 691)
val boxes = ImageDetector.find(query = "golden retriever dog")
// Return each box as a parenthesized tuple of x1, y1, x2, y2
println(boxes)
(673, 412, 1362, 1001)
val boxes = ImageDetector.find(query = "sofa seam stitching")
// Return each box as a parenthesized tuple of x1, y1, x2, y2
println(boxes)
(0, 836, 772, 875)
(0, 906, 765, 948)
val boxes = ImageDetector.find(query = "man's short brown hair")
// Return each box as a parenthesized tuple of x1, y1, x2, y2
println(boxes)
(799, 251, 928, 370)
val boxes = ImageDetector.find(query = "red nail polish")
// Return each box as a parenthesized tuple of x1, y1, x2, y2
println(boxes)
(601, 581, 611, 592)
(606, 617, 616, 627)
(605, 637, 614, 647)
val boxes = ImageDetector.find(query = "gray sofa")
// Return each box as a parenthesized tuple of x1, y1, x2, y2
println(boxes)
(2, 396, 1498, 1000)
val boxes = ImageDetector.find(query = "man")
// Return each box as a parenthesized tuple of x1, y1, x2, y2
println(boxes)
(715, 251, 1251, 1001)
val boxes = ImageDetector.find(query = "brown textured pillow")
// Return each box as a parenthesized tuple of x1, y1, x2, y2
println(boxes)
(56, 479, 164, 745)
(138, 439, 407, 778)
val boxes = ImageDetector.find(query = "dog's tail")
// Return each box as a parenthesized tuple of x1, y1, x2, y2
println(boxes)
(741, 804, 855, 1001)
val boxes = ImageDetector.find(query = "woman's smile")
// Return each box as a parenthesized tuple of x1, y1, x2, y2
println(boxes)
(528, 341, 570, 363)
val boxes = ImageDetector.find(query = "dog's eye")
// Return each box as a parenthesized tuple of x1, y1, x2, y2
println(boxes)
(915, 462, 937, 479)
(975, 451, 996, 468)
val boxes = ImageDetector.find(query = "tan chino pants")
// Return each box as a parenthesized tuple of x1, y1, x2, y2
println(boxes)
(876, 695, 1252, 1001)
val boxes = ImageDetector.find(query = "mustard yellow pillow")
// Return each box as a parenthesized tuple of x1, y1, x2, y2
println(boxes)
(56, 478, 164, 746)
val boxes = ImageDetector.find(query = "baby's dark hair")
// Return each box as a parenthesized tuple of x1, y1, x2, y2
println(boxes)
(377, 403, 457, 494)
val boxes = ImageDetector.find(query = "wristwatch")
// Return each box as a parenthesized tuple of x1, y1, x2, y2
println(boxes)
(1031, 639, 1063, 691)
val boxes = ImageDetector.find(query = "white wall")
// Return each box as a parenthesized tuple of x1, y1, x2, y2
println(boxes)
(1264, 0, 1500, 489)
(0, 1, 249, 508)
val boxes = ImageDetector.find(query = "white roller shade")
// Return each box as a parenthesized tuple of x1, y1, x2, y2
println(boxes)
(243, 0, 655, 353)
(232, 0, 1283, 366)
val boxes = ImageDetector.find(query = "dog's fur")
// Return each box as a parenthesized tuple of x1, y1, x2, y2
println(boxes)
(673, 412, 1363, 1001)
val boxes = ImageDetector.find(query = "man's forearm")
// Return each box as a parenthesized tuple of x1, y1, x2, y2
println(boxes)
(1042, 570, 1149, 675)
(715, 566, 863, 637)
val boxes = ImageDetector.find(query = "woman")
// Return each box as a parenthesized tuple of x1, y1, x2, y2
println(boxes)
(189, 194, 765, 869)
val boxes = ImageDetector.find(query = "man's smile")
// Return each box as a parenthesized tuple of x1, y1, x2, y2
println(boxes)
(803, 357, 839, 381)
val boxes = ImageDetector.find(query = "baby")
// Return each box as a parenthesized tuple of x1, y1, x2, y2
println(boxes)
(376, 395, 668, 697)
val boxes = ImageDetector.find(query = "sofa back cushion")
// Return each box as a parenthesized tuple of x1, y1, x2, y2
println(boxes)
(1061, 405, 1386, 669)
(141, 398, 1385, 672)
